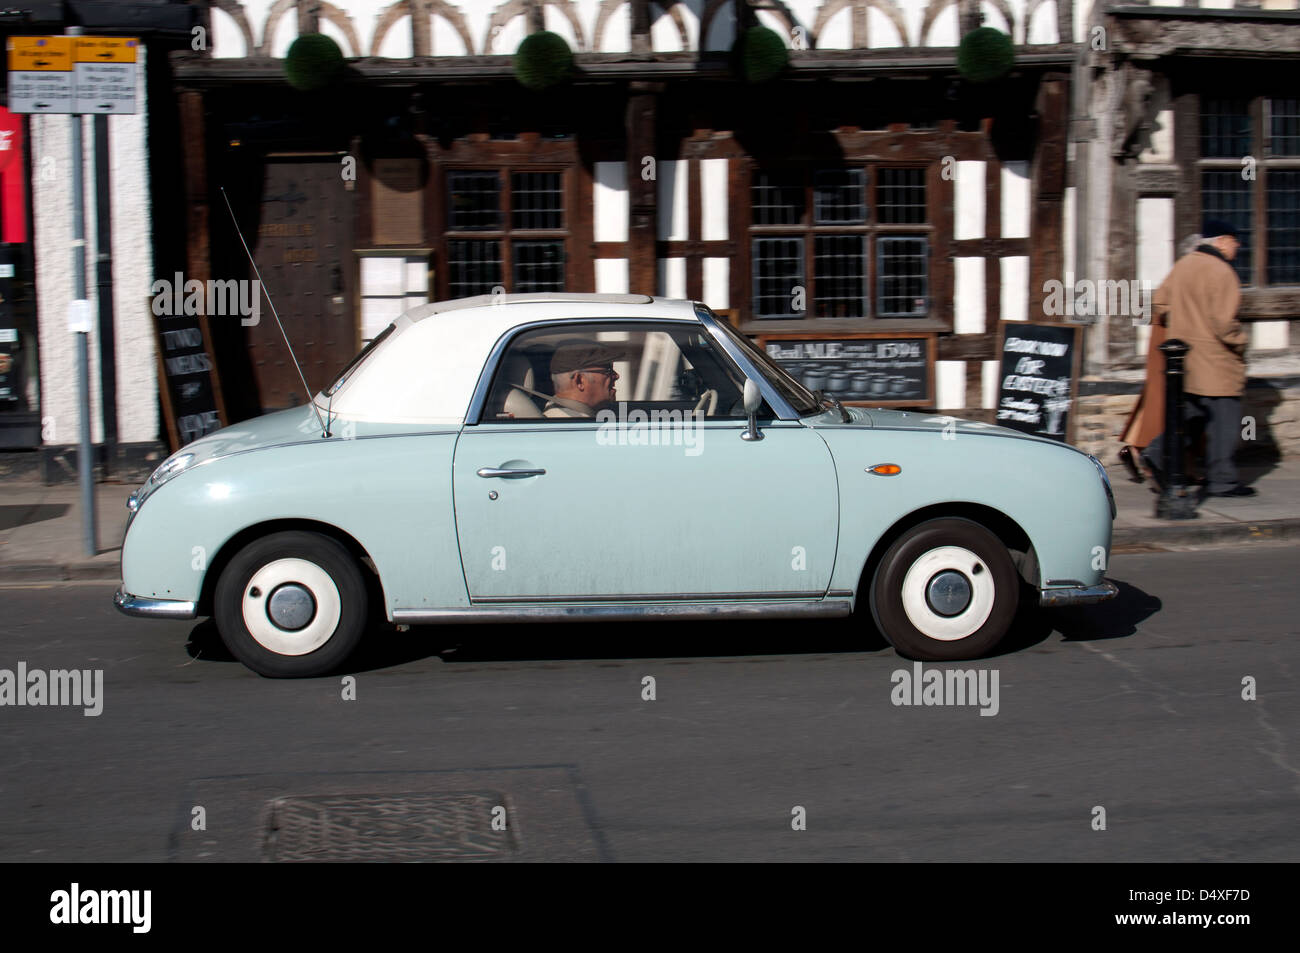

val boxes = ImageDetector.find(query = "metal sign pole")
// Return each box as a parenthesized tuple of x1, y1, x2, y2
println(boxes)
(66, 26, 96, 557)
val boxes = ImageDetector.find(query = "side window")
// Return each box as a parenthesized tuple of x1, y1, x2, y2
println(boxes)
(482, 323, 749, 422)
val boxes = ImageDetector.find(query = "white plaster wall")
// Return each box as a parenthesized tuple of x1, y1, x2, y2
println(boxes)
(1000, 256, 1029, 322)
(979, 2, 1012, 40)
(954, 257, 985, 334)
(596, 258, 629, 293)
(1001, 161, 1030, 240)
(927, 5, 959, 46)
(1251, 322, 1290, 349)
(600, 4, 632, 53)
(954, 160, 985, 240)
(109, 85, 157, 445)
(432, 15, 471, 55)
(594, 161, 628, 242)
(657, 159, 688, 242)
(1073, 0, 1092, 45)
(1063, 185, 1076, 285)
(544, 6, 583, 52)
(658, 257, 687, 298)
(700, 159, 728, 241)
(210, 6, 249, 59)
(1135, 198, 1174, 356)
(867, 7, 906, 49)
(703, 257, 729, 310)
(935, 360, 965, 409)
(1026, 0, 1058, 44)
(819, 8, 853, 50)
(981, 360, 999, 409)
(1138, 108, 1174, 163)
(33, 49, 156, 446)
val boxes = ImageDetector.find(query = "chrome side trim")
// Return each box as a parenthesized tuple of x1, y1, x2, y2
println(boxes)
(471, 589, 828, 603)
(113, 587, 199, 620)
(1039, 581, 1119, 608)
(393, 600, 853, 624)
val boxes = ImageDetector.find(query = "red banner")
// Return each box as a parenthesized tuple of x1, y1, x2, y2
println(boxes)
(0, 107, 27, 243)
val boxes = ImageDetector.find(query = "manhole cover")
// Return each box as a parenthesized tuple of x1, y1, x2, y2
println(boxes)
(262, 791, 517, 862)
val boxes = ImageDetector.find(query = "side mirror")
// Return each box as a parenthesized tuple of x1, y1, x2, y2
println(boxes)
(741, 379, 764, 442)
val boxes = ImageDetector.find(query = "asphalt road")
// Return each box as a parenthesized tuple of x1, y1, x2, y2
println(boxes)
(0, 542, 1297, 862)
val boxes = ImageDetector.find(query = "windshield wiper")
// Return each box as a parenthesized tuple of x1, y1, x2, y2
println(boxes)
(814, 390, 851, 423)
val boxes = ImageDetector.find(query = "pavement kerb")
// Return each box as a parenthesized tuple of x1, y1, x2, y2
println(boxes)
(1111, 517, 1300, 548)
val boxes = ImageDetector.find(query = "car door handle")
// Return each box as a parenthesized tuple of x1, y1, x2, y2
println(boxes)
(476, 467, 546, 478)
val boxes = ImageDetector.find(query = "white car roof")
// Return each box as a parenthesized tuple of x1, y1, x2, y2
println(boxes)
(321, 294, 703, 425)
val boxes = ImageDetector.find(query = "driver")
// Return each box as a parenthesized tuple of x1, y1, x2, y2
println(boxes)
(544, 340, 629, 418)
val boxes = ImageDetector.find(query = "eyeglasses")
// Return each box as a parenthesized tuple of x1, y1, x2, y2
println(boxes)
(578, 366, 616, 380)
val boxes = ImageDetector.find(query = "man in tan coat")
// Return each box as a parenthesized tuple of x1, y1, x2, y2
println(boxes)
(1141, 220, 1254, 497)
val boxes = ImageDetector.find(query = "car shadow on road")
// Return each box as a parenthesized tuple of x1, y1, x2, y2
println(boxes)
(370, 615, 891, 667)
(993, 578, 1162, 656)
(182, 581, 1160, 674)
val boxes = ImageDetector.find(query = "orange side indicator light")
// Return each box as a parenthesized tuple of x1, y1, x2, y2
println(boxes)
(868, 463, 902, 476)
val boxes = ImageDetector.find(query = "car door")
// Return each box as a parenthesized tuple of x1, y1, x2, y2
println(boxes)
(451, 322, 840, 602)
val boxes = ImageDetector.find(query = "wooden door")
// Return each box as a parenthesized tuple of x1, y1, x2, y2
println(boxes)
(249, 160, 354, 412)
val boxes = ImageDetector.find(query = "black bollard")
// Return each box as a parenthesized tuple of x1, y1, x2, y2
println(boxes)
(1156, 339, 1197, 519)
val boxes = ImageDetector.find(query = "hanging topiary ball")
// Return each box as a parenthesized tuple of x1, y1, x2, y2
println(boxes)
(514, 31, 573, 90)
(957, 27, 1014, 84)
(732, 25, 789, 84)
(284, 33, 345, 91)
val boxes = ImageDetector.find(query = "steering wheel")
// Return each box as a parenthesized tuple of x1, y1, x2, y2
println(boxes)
(694, 388, 718, 417)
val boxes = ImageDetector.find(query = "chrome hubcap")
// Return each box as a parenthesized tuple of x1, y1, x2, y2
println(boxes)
(926, 570, 972, 617)
(267, 583, 316, 631)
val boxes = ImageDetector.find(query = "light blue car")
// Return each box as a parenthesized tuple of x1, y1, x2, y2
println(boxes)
(115, 293, 1117, 677)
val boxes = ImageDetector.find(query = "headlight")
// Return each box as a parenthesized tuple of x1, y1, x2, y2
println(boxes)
(147, 452, 195, 488)
(1088, 454, 1117, 520)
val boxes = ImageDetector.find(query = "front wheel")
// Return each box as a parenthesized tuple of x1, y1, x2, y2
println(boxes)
(214, 531, 368, 677)
(869, 518, 1019, 661)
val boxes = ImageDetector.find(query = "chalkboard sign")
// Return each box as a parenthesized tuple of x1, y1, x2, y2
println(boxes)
(995, 322, 1082, 444)
(756, 334, 933, 406)
(150, 293, 226, 451)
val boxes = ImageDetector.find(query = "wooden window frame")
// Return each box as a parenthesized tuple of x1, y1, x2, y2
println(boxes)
(739, 160, 948, 334)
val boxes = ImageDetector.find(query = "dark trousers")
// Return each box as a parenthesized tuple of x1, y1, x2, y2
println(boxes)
(1146, 393, 1242, 493)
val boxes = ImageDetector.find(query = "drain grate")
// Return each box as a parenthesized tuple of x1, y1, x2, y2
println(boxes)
(262, 791, 517, 862)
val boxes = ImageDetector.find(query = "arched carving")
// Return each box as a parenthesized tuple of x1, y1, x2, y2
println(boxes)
(317, 2, 363, 56)
(649, 2, 692, 51)
(373, 0, 476, 56)
(260, 0, 362, 57)
(212, 0, 257, 56)
(260, 0, 298, 55)
(812, 0, 910, 48)
(486, 0, 588, 54)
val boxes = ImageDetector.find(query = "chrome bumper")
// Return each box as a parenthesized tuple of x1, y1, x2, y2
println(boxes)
(1039, 581, 1119, 608)
(114, 586, 198, 620)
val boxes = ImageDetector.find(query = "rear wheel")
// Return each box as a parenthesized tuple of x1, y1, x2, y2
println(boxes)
(214, 531, 368, 677)
(869, 518, 1019, 661)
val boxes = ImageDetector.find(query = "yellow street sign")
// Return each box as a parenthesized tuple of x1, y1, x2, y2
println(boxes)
(7, 37, 73, 72)
(74, 37, 139, 64)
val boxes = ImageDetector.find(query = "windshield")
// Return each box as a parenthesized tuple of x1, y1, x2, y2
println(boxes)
(324, 323, 397, 397)
(708, 312, 822, 416)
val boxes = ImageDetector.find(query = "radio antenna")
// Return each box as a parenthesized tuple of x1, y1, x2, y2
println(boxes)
(219, 187, 330, 437)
